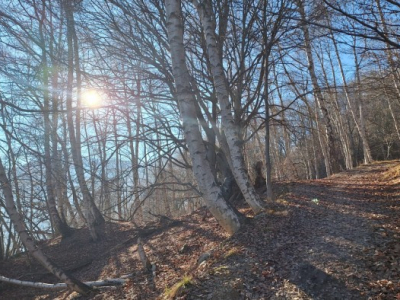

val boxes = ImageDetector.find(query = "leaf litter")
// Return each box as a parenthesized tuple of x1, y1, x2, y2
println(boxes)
(0, 161, 399, 299)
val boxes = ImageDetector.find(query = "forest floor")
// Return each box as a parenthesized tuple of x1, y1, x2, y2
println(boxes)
(0, 160, 400, 300)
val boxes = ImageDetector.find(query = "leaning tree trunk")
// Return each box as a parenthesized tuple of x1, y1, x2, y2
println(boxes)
(166, 0, 240, 234)
(0, 158, 91, 295)
(193, 0, 265, 213)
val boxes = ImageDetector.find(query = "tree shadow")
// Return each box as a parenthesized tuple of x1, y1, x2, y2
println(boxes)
(289, 262, 359, 300)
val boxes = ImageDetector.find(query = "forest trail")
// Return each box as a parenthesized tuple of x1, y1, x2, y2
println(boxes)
(0, 161, 399, 300)
(187, 161, 400, 300)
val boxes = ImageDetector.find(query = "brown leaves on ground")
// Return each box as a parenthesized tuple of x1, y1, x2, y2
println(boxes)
(0, 160, 400, 299)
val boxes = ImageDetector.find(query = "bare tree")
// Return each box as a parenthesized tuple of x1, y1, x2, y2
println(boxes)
(193, 0, 265, 212)
(64, 0, 104, 240)
(166, 0, 241, 234)
(297, 0, 337, 175)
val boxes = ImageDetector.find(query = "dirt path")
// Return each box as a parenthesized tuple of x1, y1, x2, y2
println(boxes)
(188, 161, 400, 299)
(274, 162, 400, 299)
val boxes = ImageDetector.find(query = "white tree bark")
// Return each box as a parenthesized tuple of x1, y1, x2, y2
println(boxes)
(193, 0, 265, 213)
(317, 43, 353, 170)
(165, 0, 240, 234)
(298, 0, 336, 176)
(137, 237, 151, 271)
(328, 25, 372, 167)
(352, 38, 373, 164)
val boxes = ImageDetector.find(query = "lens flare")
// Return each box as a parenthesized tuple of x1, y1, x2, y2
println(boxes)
(82, 90, 102, 107)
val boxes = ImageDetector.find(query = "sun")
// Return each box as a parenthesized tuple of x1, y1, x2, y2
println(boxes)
(82, 89, 102, 107)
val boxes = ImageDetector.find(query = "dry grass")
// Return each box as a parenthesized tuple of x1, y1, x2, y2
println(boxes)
(224, 247, 242, 259)
(163, 275, 193, 299)
(382, 161, 400, 183)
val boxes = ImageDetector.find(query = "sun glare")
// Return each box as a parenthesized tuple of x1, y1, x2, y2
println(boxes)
(82, 89, 102, 108)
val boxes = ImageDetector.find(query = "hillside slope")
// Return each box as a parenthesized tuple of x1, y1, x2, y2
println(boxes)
(0, 161, 399, 299)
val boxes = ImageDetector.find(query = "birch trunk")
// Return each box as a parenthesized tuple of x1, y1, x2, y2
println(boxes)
(193, 0, 265, 213)
(281, 59, 321, 179)
(352, 40, 372, 164)
(318, 45, 353, 170)
(0, 158, 91, 295)
(329, 28, 372, 166)
(166, 0, 240, 234)
(298, 0, 336, 176)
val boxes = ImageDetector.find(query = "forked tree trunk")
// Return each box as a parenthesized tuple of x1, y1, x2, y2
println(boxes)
(193, 0, 265, 213)
(0, 158, 91, 295)
(166, 0, 240, 234)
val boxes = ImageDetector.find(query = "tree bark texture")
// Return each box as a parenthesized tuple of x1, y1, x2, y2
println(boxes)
(166, 0, 241, 234)
(298, 0, 336, 176)
(193, 0, 265, 212)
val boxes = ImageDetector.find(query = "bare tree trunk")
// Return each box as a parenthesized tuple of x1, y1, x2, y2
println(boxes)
(64, 0, 104, 240)
(193, 0, 265, 213)
(123, 75, 143, 222)
(36, 2, 72, 238)
(166, 0, 241, 234)
(317, 43, 353, 170)
(352, 38, 372, 164)
(281, 58, 321, 178)
(264, 58, 273, 201)
(59, 109, 86, 224)
(112, 109, 122, 219)
(134, 78, 142, 218)
(329, 27, 371, 165)
(298, 0, 336, 176)
(0, 158, 91, 295)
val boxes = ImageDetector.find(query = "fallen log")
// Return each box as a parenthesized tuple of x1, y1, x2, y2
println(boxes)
(0, 274, 132, 290)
